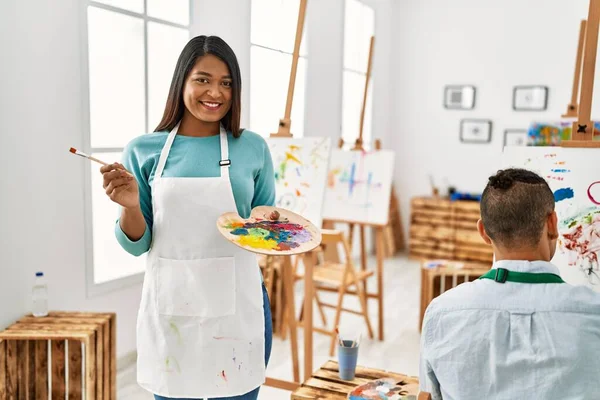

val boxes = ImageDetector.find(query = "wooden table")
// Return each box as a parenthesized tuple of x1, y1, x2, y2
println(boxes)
(0, 311, 116, 400)
(420, 260, 490, 330)
(291, 360, 419, 399)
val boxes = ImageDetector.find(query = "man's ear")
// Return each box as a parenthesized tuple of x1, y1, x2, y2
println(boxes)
(548, 211, 559, 240)
(477, 219, 492, 245)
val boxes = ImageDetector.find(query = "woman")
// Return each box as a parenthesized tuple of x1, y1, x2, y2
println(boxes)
(100, 35, 274, 400)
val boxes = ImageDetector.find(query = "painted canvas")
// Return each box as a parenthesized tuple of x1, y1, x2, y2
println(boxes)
(323, 149, 395, 226)
(502, 147, 600, 290)
(266, 137, 332, 228)
(527, 121, 600, 146)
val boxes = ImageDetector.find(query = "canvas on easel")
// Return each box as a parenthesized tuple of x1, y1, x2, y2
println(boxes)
(322, 148, 395, 226)
(266, 136, 332, 228)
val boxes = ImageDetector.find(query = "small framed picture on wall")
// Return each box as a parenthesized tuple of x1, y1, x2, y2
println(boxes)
(444, 85, 476, 110)
(460, 119, 492, 143)
(503, 129, 528, 147)
(513, 86, 548, 111)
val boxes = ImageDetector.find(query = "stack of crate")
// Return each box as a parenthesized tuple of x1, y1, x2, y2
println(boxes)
(0, 311, 116, 399)
(409, 196, 493, 263)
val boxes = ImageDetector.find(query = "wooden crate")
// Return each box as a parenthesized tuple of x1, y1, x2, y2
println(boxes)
(419, 260, 490, 330)
(410, 197, 493, 263)
(291, 360, 419, 399)
(0, 311, 116, 400)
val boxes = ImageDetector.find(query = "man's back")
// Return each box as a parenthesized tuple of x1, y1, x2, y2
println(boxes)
(420, 260, 600, 400)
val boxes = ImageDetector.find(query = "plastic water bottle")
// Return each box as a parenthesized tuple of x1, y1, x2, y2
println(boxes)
(32, 272, 48, 317)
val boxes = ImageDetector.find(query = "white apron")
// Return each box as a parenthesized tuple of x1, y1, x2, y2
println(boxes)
(136, 125, 265, 398)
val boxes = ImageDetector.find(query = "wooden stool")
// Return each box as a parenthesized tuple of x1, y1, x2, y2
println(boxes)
(291, 360, 419, 399)
(420, 260, 490, 330)
(0, 311, 116, 399)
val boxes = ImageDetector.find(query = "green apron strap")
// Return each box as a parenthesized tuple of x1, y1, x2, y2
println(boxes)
(479, 268, 565, 284)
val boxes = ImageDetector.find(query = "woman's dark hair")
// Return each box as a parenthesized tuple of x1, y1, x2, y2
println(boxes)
(154, 35, 243, 137)
(480, 168, 555, 248)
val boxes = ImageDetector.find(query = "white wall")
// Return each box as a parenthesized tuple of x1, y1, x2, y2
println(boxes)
(391, 0, 597, 239)
(0, 0, 393, 355)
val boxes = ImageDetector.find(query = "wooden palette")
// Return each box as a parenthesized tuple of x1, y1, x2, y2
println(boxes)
(217, 206, 322, 256)
(348, 378, 416, 400)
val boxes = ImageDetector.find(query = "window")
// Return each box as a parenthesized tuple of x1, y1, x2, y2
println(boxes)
(83, 0, 190, 293)
(342, 0, 374, 148)
(250, 0, 308, 138)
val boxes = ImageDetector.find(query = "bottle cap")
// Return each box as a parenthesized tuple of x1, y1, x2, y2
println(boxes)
(36, 272, 43, 277)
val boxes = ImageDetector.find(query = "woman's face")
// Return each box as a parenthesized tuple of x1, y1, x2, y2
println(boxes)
(183, 54, 233, 124)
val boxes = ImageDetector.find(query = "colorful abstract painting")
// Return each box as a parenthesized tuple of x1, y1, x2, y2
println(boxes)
(322, 149, 395, 226)
(527, 121, 600, 146)
(502, 147, 600, 290)
(266, 137, 331, 228)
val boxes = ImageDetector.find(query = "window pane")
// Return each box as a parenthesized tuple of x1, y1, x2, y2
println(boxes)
(92, 0, 143, 14)
(251, 0, 308, 56)
(250, 46, 306, 138)
(148, 22, 189, 132)
(90, 152, 146, 284)
(147, 0, 190, 25)
(342, 70, 372, 146)
(344, 0, 374, 72)
(88, 6, 145, 148)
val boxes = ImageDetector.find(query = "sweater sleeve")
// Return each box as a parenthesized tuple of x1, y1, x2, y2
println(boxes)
(251, 139, 276, 208)
(114, 138, 154, 256)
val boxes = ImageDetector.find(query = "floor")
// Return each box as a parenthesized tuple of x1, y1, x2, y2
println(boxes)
(118, 253, 422, 399)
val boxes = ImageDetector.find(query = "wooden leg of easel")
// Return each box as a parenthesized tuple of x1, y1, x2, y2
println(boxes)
(276, 263, 284, 338)
(282, 256, 300, 383)
(360, 225, 368, 298)
(322, 220, 340, 263)
(375, 227, 385, 341)
(348, 223, 355, 248)
(303, 253, 315, 381)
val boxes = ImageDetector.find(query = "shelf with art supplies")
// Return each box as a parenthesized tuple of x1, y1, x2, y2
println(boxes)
(501, 0, 600, 292)
(409, 179, 493, 265)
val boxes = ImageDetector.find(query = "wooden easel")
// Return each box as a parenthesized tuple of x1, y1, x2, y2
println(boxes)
(321, 35, 397, 341)
(562, 19, 587, 118)
(563, 0, 600, 148)
(263, 0, 317, 391)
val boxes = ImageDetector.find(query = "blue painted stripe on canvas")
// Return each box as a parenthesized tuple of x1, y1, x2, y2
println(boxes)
(554, 188, 574, 202)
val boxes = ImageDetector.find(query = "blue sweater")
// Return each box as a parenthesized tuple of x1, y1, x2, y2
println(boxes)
(115, 130, 276, 256)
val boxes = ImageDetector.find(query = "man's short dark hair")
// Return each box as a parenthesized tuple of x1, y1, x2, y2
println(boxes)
(480, 168, 555, 248)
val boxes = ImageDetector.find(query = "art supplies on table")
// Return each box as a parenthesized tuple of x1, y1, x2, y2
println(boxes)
(527, 121, 600, 146)
(348, 378, 416, 400)
(449, 191, 481, 202)
(216, 206, 321, 256)
(423, 260, 465, 270)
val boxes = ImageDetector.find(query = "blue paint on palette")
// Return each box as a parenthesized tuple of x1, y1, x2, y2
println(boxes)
(554, 188, 574, 202)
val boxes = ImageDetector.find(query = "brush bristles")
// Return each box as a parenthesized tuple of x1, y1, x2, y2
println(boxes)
(69, 147, 77, 153)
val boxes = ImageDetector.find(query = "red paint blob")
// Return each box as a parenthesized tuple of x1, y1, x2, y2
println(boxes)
(588, 181, 600, 205)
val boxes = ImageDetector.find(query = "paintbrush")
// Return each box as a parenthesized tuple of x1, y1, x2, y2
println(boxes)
(335, 326, 344, 347)
(69, 147, 108, 166)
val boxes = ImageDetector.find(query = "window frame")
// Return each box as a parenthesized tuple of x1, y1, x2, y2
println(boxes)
(80, 0, 192, 297)
(249, 0, 308, 138)
(341, 0, 375, 149)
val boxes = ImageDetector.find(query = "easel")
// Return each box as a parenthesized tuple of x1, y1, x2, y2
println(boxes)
(562, 0, 600, 148)
(263, 0, 317, 391)
(321, 35, 397, 341)
(562, 20, 586, 118)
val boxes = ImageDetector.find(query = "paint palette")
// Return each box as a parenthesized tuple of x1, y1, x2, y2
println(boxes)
(217, 206, 322, 256)
(347, 378, 416, 400)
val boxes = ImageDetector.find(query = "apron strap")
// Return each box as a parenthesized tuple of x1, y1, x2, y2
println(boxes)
(155, 122, 180, 178)
(219, 125, 230, 178)
(479, 268, 565, 284)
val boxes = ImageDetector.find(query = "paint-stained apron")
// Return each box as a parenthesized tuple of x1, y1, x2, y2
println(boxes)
(136, 124, 265, 398)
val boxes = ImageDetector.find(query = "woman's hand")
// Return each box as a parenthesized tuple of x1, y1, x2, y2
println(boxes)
(100, 163, 140, 209)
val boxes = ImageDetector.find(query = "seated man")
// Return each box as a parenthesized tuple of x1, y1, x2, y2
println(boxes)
(419, 168, 600, 400)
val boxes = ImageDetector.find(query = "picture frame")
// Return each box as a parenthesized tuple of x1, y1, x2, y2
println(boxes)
(460, 119, 492, 143)
(503, 129, 528, 147)
(512, 85, 548, 111)
(444, 85, 476, 110)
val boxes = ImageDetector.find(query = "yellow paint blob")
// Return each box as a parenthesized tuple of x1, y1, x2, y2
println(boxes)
(238, 235, 279, 250)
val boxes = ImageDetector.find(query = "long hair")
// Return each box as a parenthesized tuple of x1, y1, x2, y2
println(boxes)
(154, 35, 243, 137)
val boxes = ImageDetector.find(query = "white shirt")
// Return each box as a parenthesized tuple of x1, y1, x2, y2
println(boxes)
(420, 260, 600, 400)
